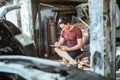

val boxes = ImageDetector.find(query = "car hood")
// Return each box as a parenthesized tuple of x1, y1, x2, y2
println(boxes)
(0, 55, 107, 80)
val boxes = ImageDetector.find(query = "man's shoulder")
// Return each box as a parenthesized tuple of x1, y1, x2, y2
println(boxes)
(74, 26, 82, 31)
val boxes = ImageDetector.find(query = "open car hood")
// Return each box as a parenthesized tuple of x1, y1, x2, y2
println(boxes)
(0, 4, 21, 18)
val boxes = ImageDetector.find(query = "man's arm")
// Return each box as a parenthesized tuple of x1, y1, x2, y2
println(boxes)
(58, 37, 65, 46)
(53, 37, 64, 48)
(68, 38, 83, 51)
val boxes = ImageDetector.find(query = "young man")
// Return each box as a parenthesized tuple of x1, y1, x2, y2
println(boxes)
(54, 17, 83, 65)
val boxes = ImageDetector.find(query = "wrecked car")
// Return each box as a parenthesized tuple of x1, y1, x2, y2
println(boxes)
(0, 55, 107, 80)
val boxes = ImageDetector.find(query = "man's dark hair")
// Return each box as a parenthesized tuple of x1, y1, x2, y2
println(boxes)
(58, 17, 71, 25)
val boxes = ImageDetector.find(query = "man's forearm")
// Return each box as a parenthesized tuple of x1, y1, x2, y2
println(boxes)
(69, 44, 82, 51)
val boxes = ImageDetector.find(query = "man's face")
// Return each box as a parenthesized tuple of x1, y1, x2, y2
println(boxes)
(59, 23, 69, 30)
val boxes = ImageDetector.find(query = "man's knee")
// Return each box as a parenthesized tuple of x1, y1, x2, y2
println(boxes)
(54, 48, 61, 53)
(54, 48, 58, 52)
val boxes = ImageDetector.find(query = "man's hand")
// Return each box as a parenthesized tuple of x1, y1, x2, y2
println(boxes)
(61, 46, 70, 51)
(50, 42, 61, 48)
(54, 42, 60, 46)
(50, 45, 61, 48)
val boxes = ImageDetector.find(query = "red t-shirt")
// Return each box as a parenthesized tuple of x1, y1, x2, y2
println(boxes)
(60, 26, 82, 46)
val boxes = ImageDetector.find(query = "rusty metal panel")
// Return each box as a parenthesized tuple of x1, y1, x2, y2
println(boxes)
(89, 0, 115, 79)
(89, 0, 104, 76)
(110, 0, 116, 79)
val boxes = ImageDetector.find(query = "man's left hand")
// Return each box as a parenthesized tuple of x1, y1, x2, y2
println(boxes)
(61, 46, 70, 51)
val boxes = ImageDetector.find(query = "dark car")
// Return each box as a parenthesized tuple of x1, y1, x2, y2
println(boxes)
(0, 4, 37, 56)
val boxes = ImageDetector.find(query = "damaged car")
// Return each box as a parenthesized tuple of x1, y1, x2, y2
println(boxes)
(0, 55, 107, 80)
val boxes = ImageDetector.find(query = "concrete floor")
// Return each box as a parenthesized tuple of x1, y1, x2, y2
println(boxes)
(48, 53, 91, 71)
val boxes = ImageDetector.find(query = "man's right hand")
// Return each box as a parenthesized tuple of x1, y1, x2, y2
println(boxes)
(54, 42, 60, 46)
(51, 42, 61, 48)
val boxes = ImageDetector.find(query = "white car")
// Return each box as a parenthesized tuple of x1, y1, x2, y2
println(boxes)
(0, 55, 107, 80)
